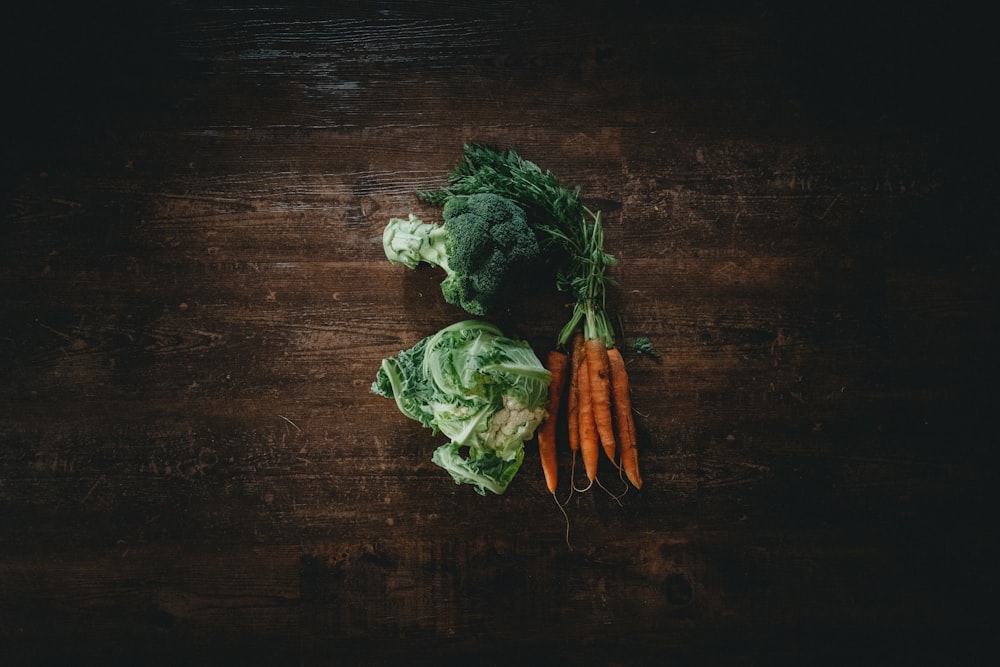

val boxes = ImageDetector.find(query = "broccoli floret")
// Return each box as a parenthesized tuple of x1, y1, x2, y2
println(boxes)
(382, 193, 539, 316)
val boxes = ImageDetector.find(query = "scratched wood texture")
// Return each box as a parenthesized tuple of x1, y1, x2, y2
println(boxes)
(1, 1, 996, 665)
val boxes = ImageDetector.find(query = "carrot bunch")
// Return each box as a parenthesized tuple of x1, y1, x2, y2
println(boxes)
(538, 334, 641, 496)
(536, 208, 642, 499)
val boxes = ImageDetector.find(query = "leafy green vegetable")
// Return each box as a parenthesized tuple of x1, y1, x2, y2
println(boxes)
(371, 320, 552, 495)
(418, 144, 618, 350)
(418, 144, 585, 261)
(632, 336, 661, 359)
(382, 192, 540, 316)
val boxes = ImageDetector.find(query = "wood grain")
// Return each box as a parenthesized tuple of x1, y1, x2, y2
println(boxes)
(2, 1, 995, 664)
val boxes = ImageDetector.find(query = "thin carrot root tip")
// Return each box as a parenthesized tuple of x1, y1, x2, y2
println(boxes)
(595, 476, 624, 507)
(553, 492, 573, 551)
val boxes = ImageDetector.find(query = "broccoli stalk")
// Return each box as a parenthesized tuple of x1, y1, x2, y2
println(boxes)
(382, 214, 450, 271)
(382, 193, 540, 316)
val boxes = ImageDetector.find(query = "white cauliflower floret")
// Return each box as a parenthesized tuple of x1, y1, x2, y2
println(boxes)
(486, 395, 547, 457)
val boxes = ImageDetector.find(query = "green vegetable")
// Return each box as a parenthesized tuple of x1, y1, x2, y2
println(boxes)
(419, 143, 618, 350)
(371, 320, 552, 495)
(632, 336, 661, 359)
(382, 192, 540, 316)
(418, 144, 586, 263)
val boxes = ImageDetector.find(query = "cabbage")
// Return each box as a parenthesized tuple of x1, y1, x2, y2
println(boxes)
(371, 320, 551, 495)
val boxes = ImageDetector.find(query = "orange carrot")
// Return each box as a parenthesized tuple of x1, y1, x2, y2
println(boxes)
(585, 337, 616, 463)
(608, 347, 641, 489)
(575, 334, 599, 482)
(538, 350, 568, 494)
(567, 333, 585, 454)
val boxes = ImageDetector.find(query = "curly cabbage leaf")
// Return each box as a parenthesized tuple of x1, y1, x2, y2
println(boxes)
(371, 320, 551, 495)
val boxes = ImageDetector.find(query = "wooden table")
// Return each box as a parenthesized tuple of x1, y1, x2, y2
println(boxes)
(2, 2, 995, 664)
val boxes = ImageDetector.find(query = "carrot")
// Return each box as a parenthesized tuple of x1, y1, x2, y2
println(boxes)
(567, 333, 585, 454)
(538, 349, 568, 494)
(608, 347, 641, 489)
(575, 334, 599, 482)
(585, 337, 616, 463)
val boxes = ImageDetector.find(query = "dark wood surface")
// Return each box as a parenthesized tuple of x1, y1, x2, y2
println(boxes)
(2, 2, 996, 664)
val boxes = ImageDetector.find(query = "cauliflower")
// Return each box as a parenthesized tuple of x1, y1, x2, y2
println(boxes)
(486, 395, 547, 456)
(372, 320, 551, 495)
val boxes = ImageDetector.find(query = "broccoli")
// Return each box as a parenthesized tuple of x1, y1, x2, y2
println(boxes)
(382, 193, 540, 316)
